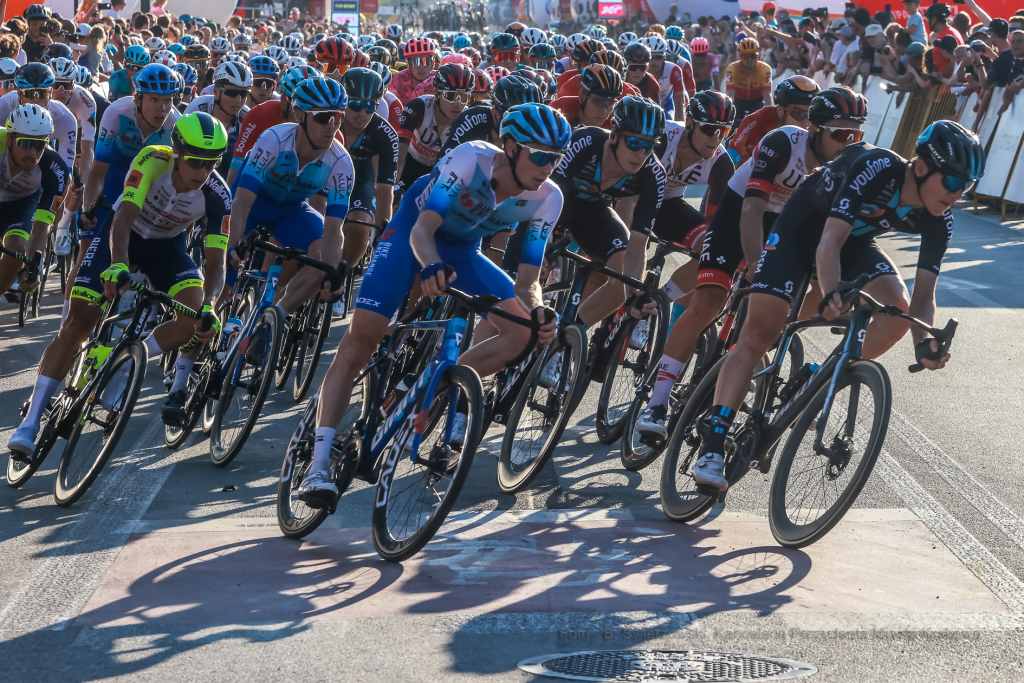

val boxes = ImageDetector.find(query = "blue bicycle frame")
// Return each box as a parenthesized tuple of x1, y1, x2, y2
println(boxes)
(211, 262, 282, 394)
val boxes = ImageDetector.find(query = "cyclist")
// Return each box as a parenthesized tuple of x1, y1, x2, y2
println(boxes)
(338, 67, 399, 269)
(248, 55, 280, 106)
(109, 45, 151, 101)
(183, 44, 213, 94)
(638, 88, 868, 440)
(184, 61, 252, 178)
(298, 103, 569, 500)
(728, 75, 819, 166)
(488, 33, 522, 72)
(0, 64, 78, 170)
(548, 96, 666, 329)
(226, 77, 354, 318)
(396, 63, 474, 191)
(666, 39, 697, 96)
(390, 37, 435, 105)
(0, 106, 70, 307)
(369, 61, 403, 130)
(48, 60, 97, 256)
(7, 112, 229, 458)
(626, 40, 666, 101)
(469, 67, 493, 106)
(529, 43, 558, 73)
(725, 38, 773, 122)
(439, 74, 541, 157)
(555, 38, 603, 91)
(647, 37, 689, 120)
(692, 120, 981, 491)
(172, 63, 199, 110)
(550, 65, 624, 128)
(558, 52, 641, 99)
(689, 38, 719, 91)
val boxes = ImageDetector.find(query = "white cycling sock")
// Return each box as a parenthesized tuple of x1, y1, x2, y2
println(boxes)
(663, 279, 687, 302)
(170, 358, 195, 394)
(61, 299, 70, 324)
(275, 302, 289, 320)
(145, 334, 163, 359)
(21, 376, 60, 429)
(649, 356, 686, 410)
(310, 427, 336, 474)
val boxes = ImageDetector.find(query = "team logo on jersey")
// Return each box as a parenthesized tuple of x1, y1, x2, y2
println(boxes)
(126, 169, 143, 189)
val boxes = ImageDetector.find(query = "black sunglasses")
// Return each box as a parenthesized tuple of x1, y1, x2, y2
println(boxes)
(183, 156, 220, 171)
(15, 136, 48, 151)
(253, 78, 277, 89)
(220, 88, 249, 99)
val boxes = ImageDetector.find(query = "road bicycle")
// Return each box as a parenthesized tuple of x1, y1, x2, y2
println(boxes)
(660, 273, 958, 547)
(0, 246, 40, 327)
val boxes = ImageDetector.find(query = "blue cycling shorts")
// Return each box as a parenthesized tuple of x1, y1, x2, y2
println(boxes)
(80, 163, 129, 241)
(243, 195, 324, 252)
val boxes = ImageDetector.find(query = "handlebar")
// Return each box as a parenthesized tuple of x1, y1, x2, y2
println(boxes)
(237, 225, 348, 287)
(97, 271, 207, 328)
(83, 201, 114, 221)
(545, 235, 650, 292)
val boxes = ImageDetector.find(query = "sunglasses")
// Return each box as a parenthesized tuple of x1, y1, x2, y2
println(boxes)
(407, 56, 433, 67)
(585, 93, 616, 109)
(310, 110, 343, 125)
(492, 50, 520, 62)
(651, 54, 666, 60)
(940, 173, 973, 192)
(622, 134, 656, 153)
(533, 60, 555, 70)
(519, 142, 564, 167)
(819, 125, 864, 143)
(54, 80, 73, 91)
(220, 88, 250, 99)
(0, 80, 14, 90)
(19, 88, 50, 99)
(183, 156, 221, 171)
(696, 123, 730, 137)
(627, 63, 649, 71)
(785, 106, 809, 121)
(347, 98, 379, 112)
(439, 90, 470, 104)
(741, 53, 758, 60)
(253, 78, 277, 89)
(15, 136, 49, 151)
(185, 60, 209, 68)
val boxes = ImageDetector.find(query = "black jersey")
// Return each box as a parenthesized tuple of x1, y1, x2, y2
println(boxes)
(806, 143, 953, 274)
(90, 91, 111, 144)
(552, 126, 666, 235)
(439, 107, 495, 159)
(348, 113, 400, 185)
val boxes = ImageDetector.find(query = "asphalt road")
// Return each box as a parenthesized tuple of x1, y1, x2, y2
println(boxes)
(2, 199, 1024, 682)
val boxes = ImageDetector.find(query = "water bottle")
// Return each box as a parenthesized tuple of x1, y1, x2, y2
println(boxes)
(380, 372, 416, 417)
(217, 317, 242, 362)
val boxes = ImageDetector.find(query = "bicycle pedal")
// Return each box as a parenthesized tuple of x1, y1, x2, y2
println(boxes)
(695, 483, 724, 498)
(9, 449, 32, 465)
(19, 400, 29, 418)
(638, 434, 665, 449)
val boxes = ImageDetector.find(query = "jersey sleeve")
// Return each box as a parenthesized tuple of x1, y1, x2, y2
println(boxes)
(703, 152, 735, 218)
(681, 60, 696, 94)
(201, 171, 234, 250)
(729, 110, 760, 159)
(231, 107, 266, 170)
(121, 145, 173, 209)
(917, 211, 953, 275)
(397, 97, 426, 141)
(325, 148, 355, 220)
(518, 185, 563, 268)
(388, 97, 403, 130)
(95, 100, 123, 165)
(631, 155, 667, 235)
(34, 148, 69, 224)
(745, 130, 793, 201)
(237, 128, 282, 196)
(421, 146, 475, 217)
(828, 152, 898, 223)
(668, 64, 686, 94)
(758, 63, 773, 92)
(54, 107, 78, 168)
(76, 89, 97, 144)
(376, 119, 400, 185)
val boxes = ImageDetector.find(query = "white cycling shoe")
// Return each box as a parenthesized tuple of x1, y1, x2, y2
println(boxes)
(636, 405, 668, 440)
(297, 469, 338, 501)
(538, 351, 563, 389)
(692, 451, 729, 491)
(629, 318, 650, 350)
(450, 413, 468, 449)
(332, 299, 345, 317)
(8, 423, 39, 460)
(54, 229, 72, 256)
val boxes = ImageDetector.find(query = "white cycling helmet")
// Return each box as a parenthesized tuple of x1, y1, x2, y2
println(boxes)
(0, 57, 19, 81)
(144, 36, 165, 52)
(284, 56, 308, 69)
(49, 57, 78, 81)
(565, 33, 588, 52)
(618, 32, 638, 49)
(521, 27, 547, 48)
(7, 103, 53, 137)
(641, 35, 668, 56)
(281, 35, 303, 54)
(386, 24, 402, 40)
(153, 50, 178, 65)
(263, 45, 288, 64)
(209, 37, 232, 54)
(229, 50, 250, 62)
(233, 33, 252, 49)
(357, 35, 375, 49)
(213, 61, 253, 88)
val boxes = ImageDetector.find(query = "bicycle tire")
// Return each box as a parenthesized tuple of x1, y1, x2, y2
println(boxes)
(497, 324, 588, 494)
(274, 307, 300, 390)
(58, 252, 68, 296)
(293, 298, 332, 402)
(18, 289, 27, 327)
(768, 360, 891, 548)
(53, 341, 146, 507)
(210, 306, 283, 467)
(343, 267, 357, 319)
(6, 398, 64, 488)
(372, 364, 484, 562)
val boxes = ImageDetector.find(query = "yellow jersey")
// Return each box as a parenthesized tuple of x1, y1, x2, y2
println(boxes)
(725, 61, 772, 102)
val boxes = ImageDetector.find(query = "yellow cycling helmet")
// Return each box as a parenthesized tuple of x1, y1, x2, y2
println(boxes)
(738, 38, 760, 54)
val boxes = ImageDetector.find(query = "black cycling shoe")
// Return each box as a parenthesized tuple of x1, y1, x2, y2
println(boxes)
(245, 325, 269, 366)
(3, 291, 19, 304)
(161, 390, 188, 426)
(353, 452, 378, 485)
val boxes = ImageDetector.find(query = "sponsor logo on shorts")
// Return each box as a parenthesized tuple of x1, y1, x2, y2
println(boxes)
(356, 297, 381, 308)
(764, 232, 779, 250)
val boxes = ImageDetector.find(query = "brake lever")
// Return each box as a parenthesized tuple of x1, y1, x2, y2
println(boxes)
(909, 318, 958, 373)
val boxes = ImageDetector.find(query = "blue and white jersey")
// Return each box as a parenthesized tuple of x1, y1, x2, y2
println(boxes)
(95, 96, 180, 168)
(410, 141, 563, 267)
(238, 122, 354, 219)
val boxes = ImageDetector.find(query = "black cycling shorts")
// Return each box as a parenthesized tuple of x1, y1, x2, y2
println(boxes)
(558, 198, 629, 264)
(651, 196, 707, 251)
(750, 198, 900, 304)
(397, 157, 434, 193)
(348, 158, 382, 221)
(697, 186, 778, 290)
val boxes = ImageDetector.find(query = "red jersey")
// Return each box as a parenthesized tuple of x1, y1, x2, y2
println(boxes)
(556, 69, 579, 91)
(550, 96, 612, 129)
(557, 75, 640, 99)
(232, 100, 344, 169)
(390, 68, 430, 108)
(932, 26, 963, 73)
(678, 59, 696, 96)
(728, 106, 781, 165)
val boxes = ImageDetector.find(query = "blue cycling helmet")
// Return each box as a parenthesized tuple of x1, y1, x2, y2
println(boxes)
(43, 43, 74, 62)
(133, 64, 178, 95)
(167, 43, 185, 59)
(124, 44, 151, 68)
(612, 96, 666, 139)
(499, 103, 571, 151)
(14, 63, 55, 89)
(248, 55, 280, 79)
(453, 34, 471, 50)
(916, 120, 986, 181)
(291, 76, 347, 111)
(172, 62, 198, 86)
(280, 64, 321, 98)
(179, 35, 197, 48)
(665, 25, 684, 40)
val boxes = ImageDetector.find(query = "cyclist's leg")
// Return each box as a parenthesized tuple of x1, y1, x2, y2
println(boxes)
(341, 168, 377, 267)
(840, 238, 910, 359)
(137, 231, 206, 355)
(564, 204, 631, 326)
(0, 193, 44, 295)
(273, 201, 331, 314)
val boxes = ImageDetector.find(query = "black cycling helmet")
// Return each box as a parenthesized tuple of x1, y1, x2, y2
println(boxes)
(687, 91, 736, 127)
(590, 50, 625, 75)
(490, 32, 520, 52)
(916, 120, 985, 181)
(23, 4, 50, 21)
(572, 38, 604, 63)
(808, 87, 867, 125)
(433, 62, 475, 91)
(924, 3, 951, 20)
(184, 44, 212, 62)
(529, 43, 557, 62)
(623, 42, 651, 64)
(492, 74, 542, 114)
(579, 64, 622, 99)
(340, 66, 385, 101)
(774, 75, 820, 107)
(612, 96, 665, 139)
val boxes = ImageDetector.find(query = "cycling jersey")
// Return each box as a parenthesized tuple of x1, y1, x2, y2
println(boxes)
(230, 100, 344, 172)
(654, 62, 688, 112)
(556, 75, 640, 99)
(62, 84, 98, 146)
(0, 130, 69, 240)
(677, 58, 696, 95)
(549, 97, 612, 129)
(556, 69, 579, 91)
(691, 54, 719, 85)
(347, 113, 400, 219)
(237, 122, 354, 219)
(724, 61, 772, 106)
(438, 106, 495, 158)
(397, 95, 453, 167)
(383, 90, 402, 130)
(183, 95, 250, 178)
(389, 68, 429, 106)
(554, 56, 571, 75)
(0, 93, 78, 168)
(727, 105, 780, 166)
(626, 73, 662, 100)
(107, 68, 133, 101)
(95, 96, 180, 169)
(553, 126, 666, 236)
(658, 121, 730, 206)
(752, 144, 953, 303)
(727, 126, 813, 214)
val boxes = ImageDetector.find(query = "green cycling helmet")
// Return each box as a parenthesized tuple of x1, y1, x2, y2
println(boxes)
(172, 112, 229, 159)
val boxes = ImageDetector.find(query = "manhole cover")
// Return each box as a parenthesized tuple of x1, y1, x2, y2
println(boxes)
(517, 649, 817, 682)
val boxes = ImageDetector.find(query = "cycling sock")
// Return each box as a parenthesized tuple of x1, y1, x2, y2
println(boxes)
(21, 376, 60, 429)
(275, 303, 289, 320)
(61, 299, 70, 324)
(663, 280, 685, 301)
(703, 404, 735, 455)
(311, 427, 336, 473)
(145, 334, 163, 359)
(668, 303, 686, 331)
(170, 358, 195, 394)
(649, 356, 686, 409)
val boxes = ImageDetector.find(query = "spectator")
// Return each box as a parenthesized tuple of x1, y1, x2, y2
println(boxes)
(925, 3, 962, 76)
(22, 9, 51, 62)
(85, 25, 109, 74)
(952, 10, 971, 39)
(0, 33, 21, 61)
(882, 41, 930, 94)
(827, 25, 856, 80)
(989, 28, 1024, 88)
(106, 0, 126, 21)
(933, 34, 960, 79)
(856, 24, 890, 86)
(901, 0, 926, 45)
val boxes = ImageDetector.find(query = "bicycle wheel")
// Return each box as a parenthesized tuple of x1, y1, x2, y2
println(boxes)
(210, 306, 283, 467)
(620, 328, 711, 472)
(293, 298, 331, 402)
(278, 371, 374, 539)
(596, 290, 671, 444)
(17, 289, 27, 327)
(53, 342, 146, 507)
(497, 324, 588, 494)
(372, 365, 483, 562)
(6, 396, 65, 488)
(275, 306, 301, 390)
(769, 360, 891, 548)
